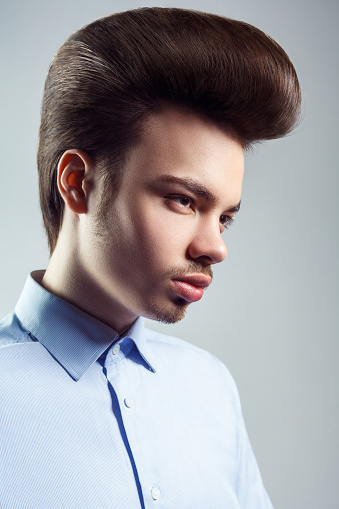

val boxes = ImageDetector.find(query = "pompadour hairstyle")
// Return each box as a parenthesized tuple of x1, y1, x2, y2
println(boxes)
(38, 7, 301, 254)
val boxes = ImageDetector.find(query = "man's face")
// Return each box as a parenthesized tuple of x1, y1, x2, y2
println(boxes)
(82, 107, 244, 326)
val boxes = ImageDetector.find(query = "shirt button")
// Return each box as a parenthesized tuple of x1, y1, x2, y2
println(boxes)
(124, 398, 134, 408)
(151, 487, 160, 500)
(112, 344, 120, 355)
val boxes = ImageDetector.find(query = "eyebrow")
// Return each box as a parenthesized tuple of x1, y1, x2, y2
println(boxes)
(154, 175, 241, 213)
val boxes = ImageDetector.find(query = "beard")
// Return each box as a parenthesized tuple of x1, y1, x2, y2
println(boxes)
(145, 295, 189, 324)
(136, 263, 213, 325)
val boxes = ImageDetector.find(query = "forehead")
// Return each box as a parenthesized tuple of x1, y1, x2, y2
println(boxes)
(122, 106, 244, 199)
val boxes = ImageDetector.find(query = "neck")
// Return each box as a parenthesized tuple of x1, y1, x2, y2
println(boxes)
(41, 243, 138, 333)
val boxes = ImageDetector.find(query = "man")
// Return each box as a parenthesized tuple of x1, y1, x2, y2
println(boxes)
(0, 8, 300, 508)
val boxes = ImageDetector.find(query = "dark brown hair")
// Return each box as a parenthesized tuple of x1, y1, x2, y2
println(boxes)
(38, 7, 301, 254)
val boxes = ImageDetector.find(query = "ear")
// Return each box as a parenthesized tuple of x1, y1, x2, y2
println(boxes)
(57, 149, 93, 214)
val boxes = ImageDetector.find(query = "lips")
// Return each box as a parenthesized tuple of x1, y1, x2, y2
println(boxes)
(171, 274, 212, 303)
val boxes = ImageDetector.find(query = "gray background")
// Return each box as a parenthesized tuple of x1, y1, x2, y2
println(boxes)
(1, 0, 338, 508)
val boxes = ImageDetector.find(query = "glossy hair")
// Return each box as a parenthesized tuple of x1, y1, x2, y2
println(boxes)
(38, 7, 301, 253)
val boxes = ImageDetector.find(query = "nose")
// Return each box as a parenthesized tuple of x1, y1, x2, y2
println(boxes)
(187, 223, 228, 266)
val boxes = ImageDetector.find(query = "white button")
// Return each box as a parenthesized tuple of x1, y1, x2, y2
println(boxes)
(124, 398, 134, 408)
(151, 487, 160, 501)
(112, 344, 120, 355)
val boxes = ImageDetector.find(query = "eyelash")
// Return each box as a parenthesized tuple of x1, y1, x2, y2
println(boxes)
(219, 215, 234, 229)
(166, 195, 234, 230)
(168, 195, 192, 207)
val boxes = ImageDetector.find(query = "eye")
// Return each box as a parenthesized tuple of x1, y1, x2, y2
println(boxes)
(220, 214, 234, 230)
(167, 195, 193, 208)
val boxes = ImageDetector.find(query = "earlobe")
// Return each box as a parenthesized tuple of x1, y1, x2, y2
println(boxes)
(57, 150, 92, 214)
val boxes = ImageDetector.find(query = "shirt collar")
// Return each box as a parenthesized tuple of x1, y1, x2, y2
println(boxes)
(122, 315, 156, 374)
(15, 271, 156, 381)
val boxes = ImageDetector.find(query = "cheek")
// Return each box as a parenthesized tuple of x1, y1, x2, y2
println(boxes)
(139, 213, 192, 268)
(134, 218, 167, 263)
(109, 196, 193, 271)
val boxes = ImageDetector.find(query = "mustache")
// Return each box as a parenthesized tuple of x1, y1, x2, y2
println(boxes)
(164, 263, 213, 281)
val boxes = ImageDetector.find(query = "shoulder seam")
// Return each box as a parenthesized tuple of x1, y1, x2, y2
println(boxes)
(0, 330, 32, 347)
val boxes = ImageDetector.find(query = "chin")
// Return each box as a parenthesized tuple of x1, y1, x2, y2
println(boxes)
(146, 297, 188, 324)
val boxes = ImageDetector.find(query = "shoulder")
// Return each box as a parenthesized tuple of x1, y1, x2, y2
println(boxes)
(0, 312, 42, 393)
(0, 312, 32, 347)
(144, 324, 227, 364)
(143, 325, 239, 395)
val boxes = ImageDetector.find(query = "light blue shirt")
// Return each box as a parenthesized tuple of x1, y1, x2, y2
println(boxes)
(0, 271, 273, 508)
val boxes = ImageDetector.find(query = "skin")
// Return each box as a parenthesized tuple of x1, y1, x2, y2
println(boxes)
(42, 107, 244, 333)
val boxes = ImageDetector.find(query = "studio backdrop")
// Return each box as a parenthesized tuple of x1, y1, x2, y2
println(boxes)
(1, 1, 338, 508)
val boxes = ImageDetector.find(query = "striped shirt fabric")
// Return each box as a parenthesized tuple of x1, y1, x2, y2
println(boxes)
(0, 271, 273, 509)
